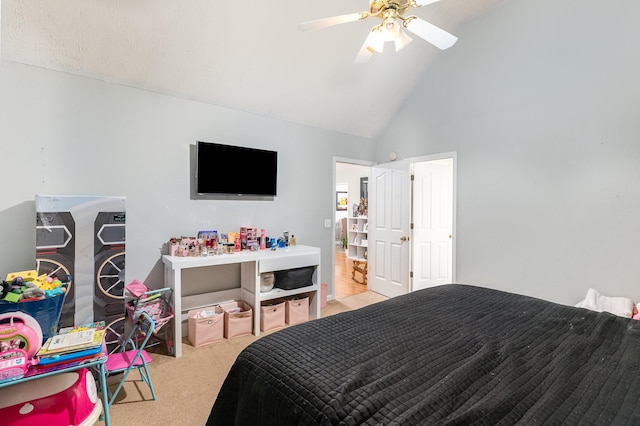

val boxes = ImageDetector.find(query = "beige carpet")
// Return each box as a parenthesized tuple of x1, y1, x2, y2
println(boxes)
(104, 291, 387, 425)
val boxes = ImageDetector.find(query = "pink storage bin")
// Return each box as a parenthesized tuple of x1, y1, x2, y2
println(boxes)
(285, 297, 309, 325)
(188, 306, 224, 347)
(220, 301, 253, 339)
(320, 283, 328, 308)
(260, 301, 286, 332)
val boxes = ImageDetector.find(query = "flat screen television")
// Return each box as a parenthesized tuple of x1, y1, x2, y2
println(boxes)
(196, 141, 278, 196)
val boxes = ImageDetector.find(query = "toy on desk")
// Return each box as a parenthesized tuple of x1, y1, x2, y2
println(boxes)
(5, 270, 38, 283)
(20, 284, 45, 300)
(0, 348, 29, 382)
(0, 312, 44, 382)
(0, 280, 11, 300)
(1, 270, 68, 303)
(0, 312, 44, 359)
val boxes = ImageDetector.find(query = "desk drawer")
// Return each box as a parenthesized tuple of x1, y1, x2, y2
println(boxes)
(258, 252, 319, 274)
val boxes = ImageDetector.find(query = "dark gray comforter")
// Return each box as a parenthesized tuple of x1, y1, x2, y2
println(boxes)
(207, 284, 640, 425)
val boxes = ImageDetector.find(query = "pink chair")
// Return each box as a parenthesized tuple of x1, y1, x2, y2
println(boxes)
(104, 311, 157, 407)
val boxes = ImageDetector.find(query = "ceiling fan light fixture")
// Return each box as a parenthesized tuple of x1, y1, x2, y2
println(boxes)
(369, 27, 386, 53)
(385, 19, 395, 31)
(377, 18, 412, 52)
(393, 27, 413, 51)
(355, 30, 384, 63)
(299, 0, 459, 61)
(380, 18, 397, 41)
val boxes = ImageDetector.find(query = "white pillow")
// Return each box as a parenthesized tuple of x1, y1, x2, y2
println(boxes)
(575, 288, 633, 318)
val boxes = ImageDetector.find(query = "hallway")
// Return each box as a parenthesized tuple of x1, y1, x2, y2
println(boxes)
(335, 247, 367, 299)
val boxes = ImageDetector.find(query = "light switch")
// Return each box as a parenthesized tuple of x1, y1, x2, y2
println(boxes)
(324, 219, 331, 228)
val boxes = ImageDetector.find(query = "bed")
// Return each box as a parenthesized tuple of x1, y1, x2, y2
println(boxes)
(207, 284, 640, 425)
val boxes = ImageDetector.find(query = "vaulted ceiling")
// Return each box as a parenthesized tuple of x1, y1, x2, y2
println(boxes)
(1, 0, 503, 138)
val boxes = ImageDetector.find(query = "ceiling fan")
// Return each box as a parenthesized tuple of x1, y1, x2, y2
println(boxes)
(297, 0, 458, 63)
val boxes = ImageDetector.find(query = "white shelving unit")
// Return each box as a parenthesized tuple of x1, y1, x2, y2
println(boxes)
(162, 245, 321, 357)
(347, 216, 368, 261)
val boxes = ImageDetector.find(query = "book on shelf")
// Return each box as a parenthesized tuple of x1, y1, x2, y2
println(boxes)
(36, 321, 106, 357)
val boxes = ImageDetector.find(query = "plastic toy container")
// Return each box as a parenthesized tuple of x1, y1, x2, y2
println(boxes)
(0, 293, 65, 342)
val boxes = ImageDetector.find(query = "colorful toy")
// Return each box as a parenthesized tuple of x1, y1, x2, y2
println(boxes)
(19, 287, 45, 300)
(3, 292, 21, 303)
(0, 280, 10, 299)
(44, 287, 66, 298)
(0, 349, 28, 382)
(0, 312, 44, 359)
(5, 270, 38, 283)
(2, 270, 69, 302)
(0, 367, 102, 425)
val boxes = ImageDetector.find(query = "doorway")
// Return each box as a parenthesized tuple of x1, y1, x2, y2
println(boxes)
(368, 152, 456, 298)
(334, 160, 373, 300)
(334, 153, 456, 300)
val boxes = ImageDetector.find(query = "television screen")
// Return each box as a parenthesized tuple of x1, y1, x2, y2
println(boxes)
(196, 141, 278, 196)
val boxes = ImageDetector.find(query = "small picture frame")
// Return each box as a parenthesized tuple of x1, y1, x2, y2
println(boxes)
(363, 223, 368, 232)
(336, 191, 348, 211)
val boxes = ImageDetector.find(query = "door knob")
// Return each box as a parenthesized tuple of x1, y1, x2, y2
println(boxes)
(400, 236, 408, 242)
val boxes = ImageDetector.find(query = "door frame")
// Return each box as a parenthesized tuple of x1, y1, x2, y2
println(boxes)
(331, 152, 456, 300)
(332, 157, 376, 302)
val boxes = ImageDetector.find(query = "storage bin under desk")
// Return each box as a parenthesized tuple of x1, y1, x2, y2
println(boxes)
(162, 245, 321, 358)
(285, 296, 310, 325)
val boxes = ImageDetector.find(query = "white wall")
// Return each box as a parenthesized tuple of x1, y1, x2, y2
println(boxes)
(4, 0, 638, 308)
(377, 0, 640, 304)
(0, 60, 376, 290)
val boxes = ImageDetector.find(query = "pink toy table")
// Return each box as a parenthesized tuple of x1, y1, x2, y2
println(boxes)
(0, 345, 110, 425)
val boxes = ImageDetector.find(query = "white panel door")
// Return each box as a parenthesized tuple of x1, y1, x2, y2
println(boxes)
(412, 158, 453, 291)
(368, 160, 411, 297)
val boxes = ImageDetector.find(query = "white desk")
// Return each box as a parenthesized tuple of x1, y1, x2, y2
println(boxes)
(163, 245, 321, 357)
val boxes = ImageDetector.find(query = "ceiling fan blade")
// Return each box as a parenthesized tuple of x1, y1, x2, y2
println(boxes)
(413, 0, 441, 6)
(404, 17, 457, 50)
(297, 12, 367, 32)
